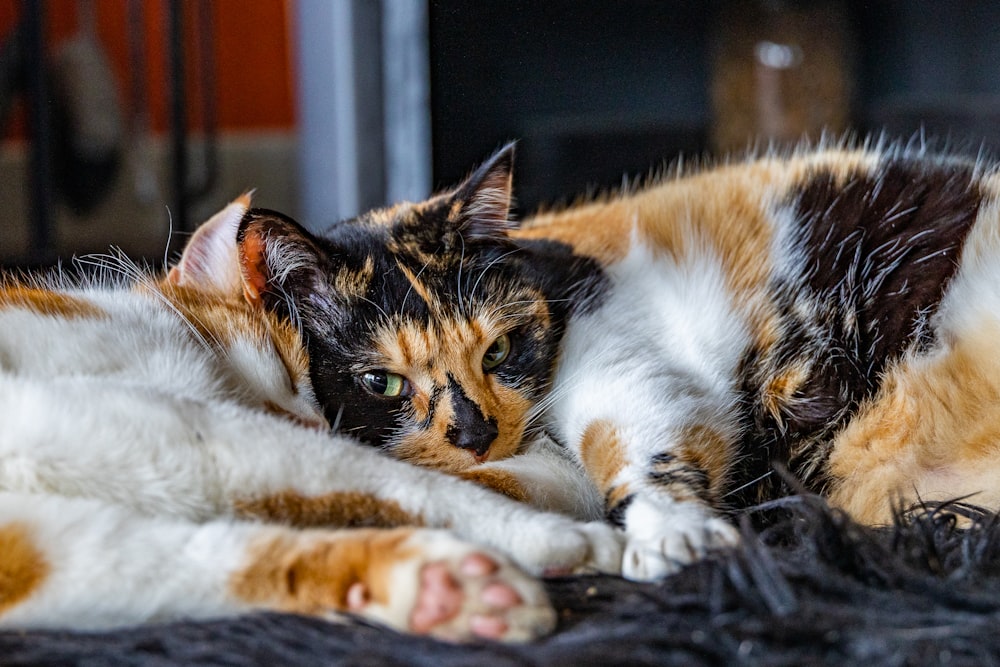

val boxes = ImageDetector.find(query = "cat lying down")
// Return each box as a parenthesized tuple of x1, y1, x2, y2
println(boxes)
(238, 139, 1000, 581)
(0, 196, 621, 643)
(6, 137, 1000, 639)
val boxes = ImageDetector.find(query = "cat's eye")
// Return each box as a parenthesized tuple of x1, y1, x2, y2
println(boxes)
(361, 371, 412, 398)
(482, 334, 511, 370)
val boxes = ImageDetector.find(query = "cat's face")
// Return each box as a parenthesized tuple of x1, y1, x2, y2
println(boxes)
(237, 146, 600, 471)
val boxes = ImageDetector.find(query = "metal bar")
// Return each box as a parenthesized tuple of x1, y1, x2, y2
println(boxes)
(167, 0, 188, 242)
(23, 0, 54, 264)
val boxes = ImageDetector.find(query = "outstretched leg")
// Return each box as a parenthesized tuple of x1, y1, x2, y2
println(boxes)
(0, 493, 554, 642)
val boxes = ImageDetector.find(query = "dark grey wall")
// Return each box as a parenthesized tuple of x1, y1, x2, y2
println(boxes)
(429, 0, 1000, 211)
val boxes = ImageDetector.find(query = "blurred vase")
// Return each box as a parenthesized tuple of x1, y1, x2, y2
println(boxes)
(710, 0, 853, 154)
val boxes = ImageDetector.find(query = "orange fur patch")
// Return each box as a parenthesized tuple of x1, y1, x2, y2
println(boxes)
(396, 261, 435, 308)
(231, 527, 417, 613)
(678, 424, 734, 501)
(606, 483, 633, 510)
(234, 491, 422, 529)
(0, 522, 49, 616)
(332, 256, 375, 298)
(237, 230, 270, 306)
(761, 363, 810, 426)
(459, 468, 529, 502)
(826, 322, 1000, 524)
(578, 419, 626, 495)
(0, 286, 104, 319)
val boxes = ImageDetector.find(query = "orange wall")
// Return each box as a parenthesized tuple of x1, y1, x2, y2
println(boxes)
(0, 0, 296, 139)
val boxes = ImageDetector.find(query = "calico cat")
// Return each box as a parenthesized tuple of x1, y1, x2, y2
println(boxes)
(250, 139, 1000, 582)
(0, 196, 622, 641)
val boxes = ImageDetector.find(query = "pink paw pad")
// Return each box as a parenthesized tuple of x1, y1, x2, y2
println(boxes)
(409, 552, 524, 639)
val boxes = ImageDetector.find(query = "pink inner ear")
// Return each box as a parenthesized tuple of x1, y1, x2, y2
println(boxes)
(172, 194, 253, 294)
(238, 228, 269, 306)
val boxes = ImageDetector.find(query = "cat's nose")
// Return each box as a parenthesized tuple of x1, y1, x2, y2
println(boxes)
(451, 420, 499, 460)
(445, 375, 499, 460)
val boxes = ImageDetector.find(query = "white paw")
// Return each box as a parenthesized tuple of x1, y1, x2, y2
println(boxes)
(576, 521, 625, 576)
(620, 497, 740, 581)
(495, 513, 624, 577)
(355, 530, 556, 642)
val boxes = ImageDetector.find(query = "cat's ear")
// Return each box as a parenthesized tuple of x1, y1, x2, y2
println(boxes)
(236, 208, 329, 312)
(449, 142, 517, 241)
(167, 192, 253, 294)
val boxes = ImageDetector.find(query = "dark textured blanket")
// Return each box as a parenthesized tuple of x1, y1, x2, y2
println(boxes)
(4, 496, 1000, 666)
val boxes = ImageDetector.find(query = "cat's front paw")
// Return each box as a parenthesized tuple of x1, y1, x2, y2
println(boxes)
(620, 496, 740, 581)
(355, 529, 557, 642)
(233, 527, 556, 642)
(497, 514, 624, 577)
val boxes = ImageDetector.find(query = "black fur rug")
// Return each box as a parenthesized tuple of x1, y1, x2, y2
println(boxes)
(4, 495, 1000, 666)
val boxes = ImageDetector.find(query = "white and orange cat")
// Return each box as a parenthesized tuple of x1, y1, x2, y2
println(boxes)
(0, 196, 623, 642)
(247, 139, 1000, 581)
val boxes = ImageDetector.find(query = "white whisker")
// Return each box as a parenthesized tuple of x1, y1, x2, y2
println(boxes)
(400, 257, 432, 316)
(456, 234, 467, 316)
(469, 247, 522, 299)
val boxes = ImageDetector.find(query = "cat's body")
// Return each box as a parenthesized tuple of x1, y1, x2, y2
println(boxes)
(513, 142, 1000, 578)
(0, 197, 621, 640)
(273, 141, 1000, 581)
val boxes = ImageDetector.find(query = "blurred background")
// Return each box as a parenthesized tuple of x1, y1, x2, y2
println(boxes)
(1, 0, 999, 268)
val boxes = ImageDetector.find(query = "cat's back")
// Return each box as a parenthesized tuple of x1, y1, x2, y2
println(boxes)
(0, 278, 219, 396)
(516, 144, 998, 268)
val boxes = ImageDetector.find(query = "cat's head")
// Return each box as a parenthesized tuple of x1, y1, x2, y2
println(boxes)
(229, 145, 599, 471)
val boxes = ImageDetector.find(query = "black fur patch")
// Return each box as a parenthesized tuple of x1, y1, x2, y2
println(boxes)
(605, 491, 634, 528)
(730, 155, 984, 505)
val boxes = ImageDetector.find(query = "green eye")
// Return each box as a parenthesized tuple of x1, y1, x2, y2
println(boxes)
(482, 334, 510, 370)
(361, 371, 411, 397)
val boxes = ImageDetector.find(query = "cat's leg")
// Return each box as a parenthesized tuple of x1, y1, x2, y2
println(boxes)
(0, 492, 555, 641)
(0, 376, 622, 577)
(212, 416, 623, 577)
(565, 418, 741, 581)
(549, 247, 748, 580)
